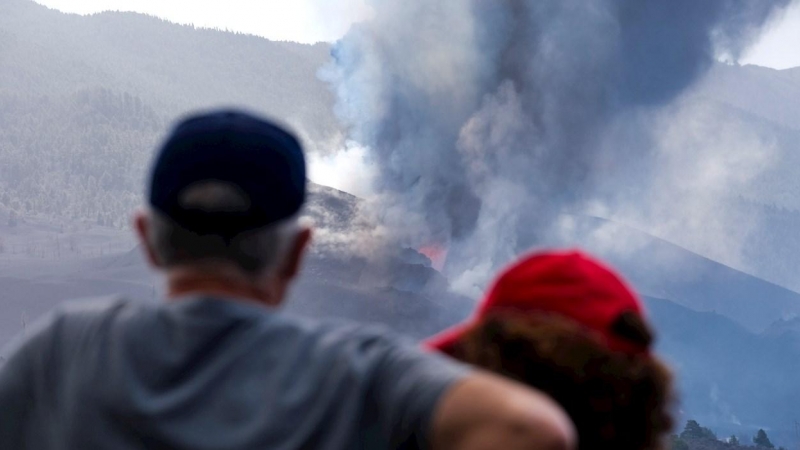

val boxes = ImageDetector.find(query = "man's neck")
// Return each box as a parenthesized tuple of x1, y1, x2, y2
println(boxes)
(165, 266, 282, 307)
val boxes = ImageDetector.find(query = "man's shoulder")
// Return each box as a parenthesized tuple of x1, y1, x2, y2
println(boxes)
(60, 295, 140, 314)
(54, 296, 398, 344)
(237, 308, 442, 374)
(0, 296, 138, 369)
(160, 296, 411, 355)
(22, 296, 150, 349)
(290, 316, 468, 376)
(289, 314, 411, 349)
(53, 296, 146, 328)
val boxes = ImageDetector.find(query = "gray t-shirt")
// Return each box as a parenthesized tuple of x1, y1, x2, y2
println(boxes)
(0, 296, 469, 449)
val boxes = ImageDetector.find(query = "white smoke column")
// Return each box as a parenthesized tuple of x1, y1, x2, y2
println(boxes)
(325, 0, 793, 295)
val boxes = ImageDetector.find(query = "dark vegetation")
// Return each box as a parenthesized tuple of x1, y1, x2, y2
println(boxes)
(0, 88, 161, 227)
(672, 420, 786, 450)
(0, 0, 337, 227)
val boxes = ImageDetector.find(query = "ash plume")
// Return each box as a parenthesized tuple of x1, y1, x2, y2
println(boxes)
(324, 0, 792, 295)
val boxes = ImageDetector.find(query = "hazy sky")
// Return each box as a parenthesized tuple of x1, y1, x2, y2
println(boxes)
(741, 1, 800, 70)
(31, 0, 800, 70)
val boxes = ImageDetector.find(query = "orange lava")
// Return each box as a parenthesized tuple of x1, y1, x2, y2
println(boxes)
(418, 244, 449, 271)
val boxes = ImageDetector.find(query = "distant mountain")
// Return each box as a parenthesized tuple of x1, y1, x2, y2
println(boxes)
(0, 0, 340, 229)
(647, 295, 800, 446)
(557, 215, 800, 332)
(697, 63, 800, 132)
(0, 0, 338, 141)
(659, 64, 800, 291)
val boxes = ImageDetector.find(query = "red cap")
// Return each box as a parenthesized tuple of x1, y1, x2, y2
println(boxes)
(426, 250, 649, 356)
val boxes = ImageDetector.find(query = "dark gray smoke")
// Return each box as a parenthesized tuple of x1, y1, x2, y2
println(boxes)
(325, 0, 792, 294)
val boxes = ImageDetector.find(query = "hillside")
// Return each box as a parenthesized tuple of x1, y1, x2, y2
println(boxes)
(0, 0, 339, 227)
(697, 63, 800, 132)
(557, 215, 800, 332)
(588, 83, 800, 293)
(653, 87, 800, 292)
(0, 0, 338, 139)
(647, 296, 800, 445)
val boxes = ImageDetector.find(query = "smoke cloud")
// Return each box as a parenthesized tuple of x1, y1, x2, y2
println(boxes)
(324, 0, 792, 295)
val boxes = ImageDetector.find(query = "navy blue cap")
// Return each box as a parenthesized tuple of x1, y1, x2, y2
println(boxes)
(148, 110, 306, 236)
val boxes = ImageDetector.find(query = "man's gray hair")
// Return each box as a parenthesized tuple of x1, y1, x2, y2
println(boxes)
(146, 182, 300, 275)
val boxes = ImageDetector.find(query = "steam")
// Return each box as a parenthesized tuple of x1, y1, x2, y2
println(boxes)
(325, 0, 792, 295)
(613, 97, 778, 268)
(308, 141, 376, 198)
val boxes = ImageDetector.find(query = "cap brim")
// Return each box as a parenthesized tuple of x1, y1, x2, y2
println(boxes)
(424, 322, 473, 354)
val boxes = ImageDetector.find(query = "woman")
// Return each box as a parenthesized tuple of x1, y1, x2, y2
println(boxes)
(427, 250, 674, 450)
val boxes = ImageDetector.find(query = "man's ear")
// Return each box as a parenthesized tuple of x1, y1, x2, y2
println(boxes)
(279, 227, 312, 281)
(133, 209, 163, 268)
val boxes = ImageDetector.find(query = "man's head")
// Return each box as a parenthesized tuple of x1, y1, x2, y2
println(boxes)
(135, 110, 312, 305)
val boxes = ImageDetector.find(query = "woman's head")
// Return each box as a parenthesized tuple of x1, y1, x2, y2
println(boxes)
(448, 313, 673, 450)
(427, 250, 675, 450)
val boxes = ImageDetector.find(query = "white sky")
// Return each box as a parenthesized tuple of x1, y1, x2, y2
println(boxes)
(29, 0, 800, 69)
(741, 1, 800, 70)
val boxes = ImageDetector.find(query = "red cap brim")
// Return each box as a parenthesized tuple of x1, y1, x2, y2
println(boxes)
(424, 322, 473, 355)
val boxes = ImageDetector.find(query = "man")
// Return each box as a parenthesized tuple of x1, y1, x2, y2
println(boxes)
(0, 110, 575, 450)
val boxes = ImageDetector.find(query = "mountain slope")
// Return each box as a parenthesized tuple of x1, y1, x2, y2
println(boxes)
(647, 296, 800, 446)
(697, 63, 800, 132)
(552, 214, 800, 332)
(0, 0, 339, 141)
(0, 0, 341, 228)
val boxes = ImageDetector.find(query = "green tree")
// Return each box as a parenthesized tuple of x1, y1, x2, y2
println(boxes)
(729, 435, 739, 445)
(753, 429, 774, 448)
(681, 420, 703, 439)
(680, 420, 716, 440)
(671, 435, 689, 450)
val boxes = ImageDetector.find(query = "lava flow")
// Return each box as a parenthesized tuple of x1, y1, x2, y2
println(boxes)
(418, 244, 449, 272)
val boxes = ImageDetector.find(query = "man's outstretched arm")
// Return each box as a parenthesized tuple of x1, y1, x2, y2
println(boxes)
(363, 331, 575, 450)
(430, 371, 576, 450)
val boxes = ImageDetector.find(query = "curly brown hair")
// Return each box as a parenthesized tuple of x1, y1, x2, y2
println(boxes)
(446, 312, 674, 450)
